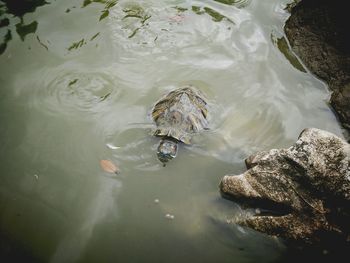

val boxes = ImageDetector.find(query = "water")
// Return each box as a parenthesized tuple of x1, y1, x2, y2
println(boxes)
(0, 0, 344, 262)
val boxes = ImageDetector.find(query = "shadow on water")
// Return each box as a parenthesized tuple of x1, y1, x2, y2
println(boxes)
(0, 0, 347, 262)
(278, 239, 349, 263)
(1, 0, 48, 18)
(0, 0, 48, 54)
(0, 0, 118, 54)
(271, 32, 306, 73)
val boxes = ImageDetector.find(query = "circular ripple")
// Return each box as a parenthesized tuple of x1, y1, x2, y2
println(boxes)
(31, 68, 121, 116)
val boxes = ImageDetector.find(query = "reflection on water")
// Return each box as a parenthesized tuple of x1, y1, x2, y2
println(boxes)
(214, 0, 252, 8)
(0, 0, 48, 54)
(51, 177, 121, 263)
(1, 0, 48, 17)
(271, 32, 306, 72)
(27, 66, 118, 115)
(0, 0, 345, 262)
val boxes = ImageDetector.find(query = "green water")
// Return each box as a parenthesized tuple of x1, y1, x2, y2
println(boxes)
(0, 0, 344, 262)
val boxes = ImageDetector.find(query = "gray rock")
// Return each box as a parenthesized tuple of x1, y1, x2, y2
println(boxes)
(220, 128, 350, 244)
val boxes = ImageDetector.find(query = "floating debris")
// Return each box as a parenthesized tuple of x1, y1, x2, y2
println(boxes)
(106, 143, 120, 150)
(122, 4, 151, 38)
(34, 174, 39, 180)
(154, 199, 160, 203)
(173, 6, 188, 13)
(214, 0, 251, 8)
(100, 92, 111, 101)
(67, 38, 86, 51)
(99, 10, 109, 21)
(192, 6, 205, 15)
(203, 7, 225, 22)
(128, 27, 140, 39)
(100, 159, 119, 174)
(68, 78, 78, 87)
(97, 0, 118, 21)
(191, 6, 234, 23)
(90, 32, 100, 41)
(36, 35, 48, 51)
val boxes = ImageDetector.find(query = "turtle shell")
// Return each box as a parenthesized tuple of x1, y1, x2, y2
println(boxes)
(152, 86, 208, 144)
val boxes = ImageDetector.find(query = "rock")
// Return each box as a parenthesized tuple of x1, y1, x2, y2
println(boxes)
(220, 128, 350, 244)
(284, 0, 350, 133)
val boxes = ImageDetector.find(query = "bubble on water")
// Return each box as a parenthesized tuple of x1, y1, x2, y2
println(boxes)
(165, 213, 175, 220)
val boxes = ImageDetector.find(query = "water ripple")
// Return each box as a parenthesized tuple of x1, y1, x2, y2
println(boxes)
(214, 0, 252, 9)
(108, 0, 251, 56)
(28, 66, 123, 117)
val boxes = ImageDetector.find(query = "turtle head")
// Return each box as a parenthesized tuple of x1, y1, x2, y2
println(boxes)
(157, 139, 178, 164)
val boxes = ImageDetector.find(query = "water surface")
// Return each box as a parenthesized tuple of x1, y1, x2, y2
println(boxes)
(0, 0, 344, 262)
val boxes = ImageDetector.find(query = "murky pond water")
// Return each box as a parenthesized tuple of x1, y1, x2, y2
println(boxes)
(0, 0, 344, 262)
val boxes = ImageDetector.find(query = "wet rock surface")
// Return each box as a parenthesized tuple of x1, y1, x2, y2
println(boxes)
(284, 0, 350, 132)
(220, 128, 350, 245)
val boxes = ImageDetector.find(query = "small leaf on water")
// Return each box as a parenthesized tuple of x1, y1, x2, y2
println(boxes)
(100, 159, 119, 174)
(100, 92, 111, 101)
(99, 10, 109, 21)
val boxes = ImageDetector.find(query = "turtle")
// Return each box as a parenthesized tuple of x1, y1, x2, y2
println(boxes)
(151, 86, 209, 163)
